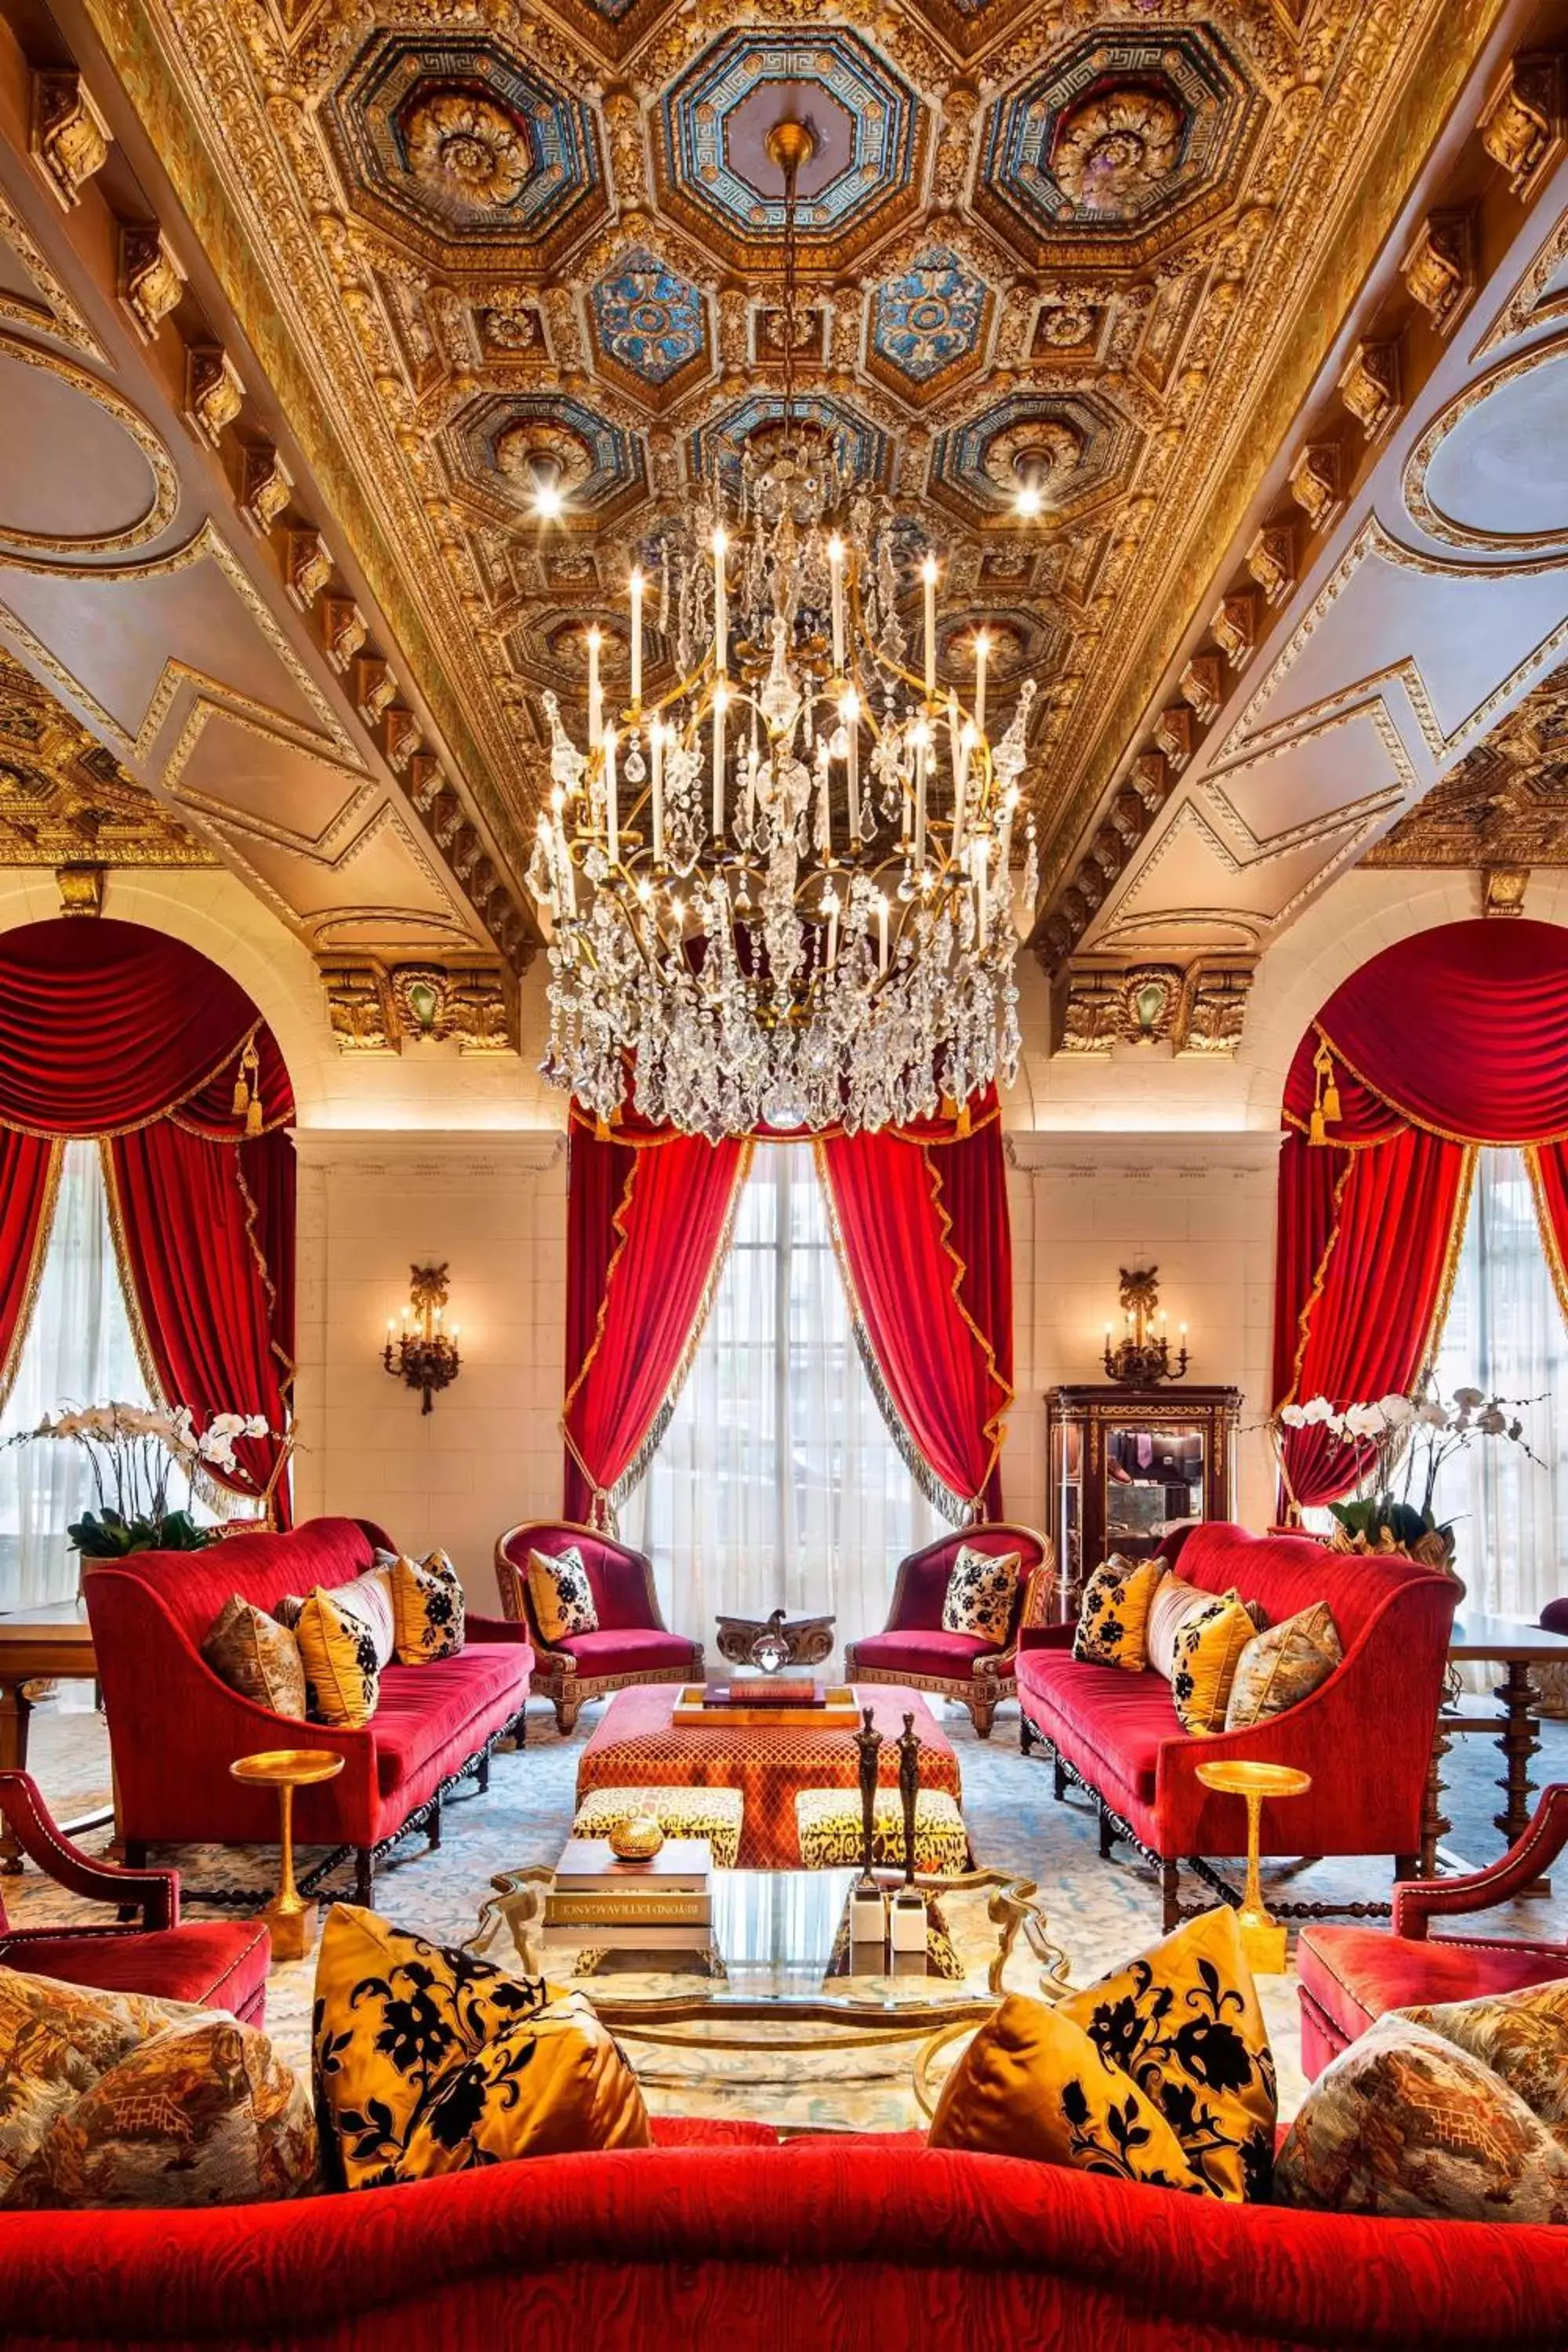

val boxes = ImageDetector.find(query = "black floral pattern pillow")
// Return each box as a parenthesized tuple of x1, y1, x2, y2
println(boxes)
(1073, 1553, 1167, 1671)
(941, 1545, 1021, 1646)
(527, 1544, 599, 1644)
(391, 1548, 466, 1664)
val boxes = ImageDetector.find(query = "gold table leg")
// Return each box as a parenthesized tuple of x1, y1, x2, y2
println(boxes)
(1236, 1791, 1287, 1974)
(262, 1780, 313, 1962)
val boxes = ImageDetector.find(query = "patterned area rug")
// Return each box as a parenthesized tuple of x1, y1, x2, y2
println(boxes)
(9, 1695, 1565, 2134)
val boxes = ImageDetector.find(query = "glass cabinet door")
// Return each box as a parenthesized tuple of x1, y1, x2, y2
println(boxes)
(1104, 1422, 1206, 1556)
(1051, 1417, 1083, 1591)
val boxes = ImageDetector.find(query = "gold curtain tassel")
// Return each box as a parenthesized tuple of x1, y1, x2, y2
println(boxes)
(595, 1113, 612, 1142)
(956, 1102, 971, 1138)
(1308, 1105, 1326, 1147)
(245, 1094, 263, 1138)
(231, 1073, 250, 1118)
(1322, 1077, 1341, 1124)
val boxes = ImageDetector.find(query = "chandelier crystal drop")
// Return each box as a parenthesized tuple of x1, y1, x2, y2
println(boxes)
(528, 117, 1038, 1140)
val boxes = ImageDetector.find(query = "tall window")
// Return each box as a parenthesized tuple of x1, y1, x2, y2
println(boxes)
(622, 1142, 942, 1647)
(1429, 1147, 1568, 1628)
(0, 1138, 243, 1613)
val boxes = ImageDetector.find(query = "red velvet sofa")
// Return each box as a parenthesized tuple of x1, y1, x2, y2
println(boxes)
(495, 1519, 701, 1733)
(85, 1517, 533, 1905)
(1017, 1523, 1457, 1929)
(845, 1523, 1054, 1737)
(1297, 1783, 1568, 2078)
(1, 2132, 1564, 2349)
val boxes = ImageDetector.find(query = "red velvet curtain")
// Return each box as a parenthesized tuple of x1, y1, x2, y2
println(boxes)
(819, 1110, 1013, 1519)
(0, 1130, 60, 1414)
(563, 1090, 1014, 1527)
(0, 920, 295, 1519)
(1275, 920, 1568, 1507)
(563, 1117, 750, 1525)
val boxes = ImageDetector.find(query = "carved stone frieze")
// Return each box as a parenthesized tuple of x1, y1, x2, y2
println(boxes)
(324, 957, 519, 1053)
(1048, 958, 1257, 1058)
(30, 71, 113, 211)
(1477, 53, 1563, 198)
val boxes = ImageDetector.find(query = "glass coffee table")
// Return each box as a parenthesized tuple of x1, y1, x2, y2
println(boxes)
(470, 1864, 1071, 2042)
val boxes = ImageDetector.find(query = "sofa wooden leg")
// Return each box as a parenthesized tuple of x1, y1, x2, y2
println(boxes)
(969, 1697, 996, 1740)
(1160, 1861, 1180, 1933)
(427, 1793, 443, 1853)
(123, 1839, 147, 1871)
(1098, 1805, 1115, 1859)
(1019, 1712, 1035, 1757)
(354, 1849, 374, 1907)
(1053, 1759, 1067, 1802)
(1395, 1853, 1418, 1884)
(555, 1695, 581, 1736)
(475, 1750, 491, 1795)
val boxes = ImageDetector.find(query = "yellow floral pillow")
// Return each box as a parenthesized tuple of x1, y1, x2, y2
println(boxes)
(527, 1545, 598, 1644)
(1170, 1591, 1256, 1734)
(295, 1585, 380, 1729)
(391, 1548, 466, 1664)
(313, 1904, 648, 2190)
(930, 1991, 1203, 2188)
(1073, 1554, 1168, 1671)
(1058, 1903, 1276, 2201)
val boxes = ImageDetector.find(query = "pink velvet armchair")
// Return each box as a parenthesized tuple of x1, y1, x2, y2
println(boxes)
(845, 1523, 1054, 1737)
(495, 1520, 702, 1733)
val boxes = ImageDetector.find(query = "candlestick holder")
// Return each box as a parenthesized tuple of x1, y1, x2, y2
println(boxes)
(383, 1261, 462, 1414)
(1102, 1266, 1189, 1388)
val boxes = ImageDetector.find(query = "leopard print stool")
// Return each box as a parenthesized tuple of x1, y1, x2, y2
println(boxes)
(794, 1787, 970, 1875)
(572, 1783, 744, 1869)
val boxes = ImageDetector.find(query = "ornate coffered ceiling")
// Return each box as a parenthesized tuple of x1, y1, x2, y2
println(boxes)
(0, 643, 212, 866)
(20, 0, 1508, 960)
(1364, 655, 1568, 866)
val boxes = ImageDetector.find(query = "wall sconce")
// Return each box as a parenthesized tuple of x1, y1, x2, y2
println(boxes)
(384, 1261, 461, 1414)
(1103, 1265, 1189, 1388)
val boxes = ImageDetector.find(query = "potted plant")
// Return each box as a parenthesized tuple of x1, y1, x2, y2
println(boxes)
(8, 1402, 278, 1559)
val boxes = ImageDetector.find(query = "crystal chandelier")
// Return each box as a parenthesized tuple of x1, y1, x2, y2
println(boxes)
(528, 114, 1038, 1139)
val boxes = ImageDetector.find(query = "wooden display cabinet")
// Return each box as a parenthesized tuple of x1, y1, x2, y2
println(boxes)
(1044, 1385, 1242, 1617)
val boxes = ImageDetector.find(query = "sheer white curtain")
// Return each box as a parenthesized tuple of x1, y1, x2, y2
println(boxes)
(0, 1139, 153, 1611)
(622, 1142, 944, 1657)
(1428, 1146, 1568, 1632)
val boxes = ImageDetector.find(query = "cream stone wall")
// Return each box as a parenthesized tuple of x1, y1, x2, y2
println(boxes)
(5, 862, 1566, 1617)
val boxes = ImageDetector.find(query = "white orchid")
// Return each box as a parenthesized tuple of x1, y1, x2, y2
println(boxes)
(1343, 1402, 1387, 1439)
(1379, 1393, 1416, 1428)
(1278, 1403, 1307, 1428)
(9, 1398, 283, 1554)
(1300, 1396, 1335, 1426)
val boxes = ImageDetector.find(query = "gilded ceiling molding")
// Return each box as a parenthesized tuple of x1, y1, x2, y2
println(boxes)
(1402, 329, 1568, 552)
(29, 70, 113, 212)
(1364, 659, 1568, 871)
(1475, 51, 1563, 198)
(0, 181, 105, 360)
(0, 645, 213, 869)
(0, 331, 179, 557)
(321, 957, 519, 1053)
(1476, 209, 1568, 353)
(1400, 209, 1475, 332)
(1048, 959, 1257, 1060)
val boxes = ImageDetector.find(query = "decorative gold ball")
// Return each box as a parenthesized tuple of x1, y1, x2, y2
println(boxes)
(608, 1811, 666, 1861)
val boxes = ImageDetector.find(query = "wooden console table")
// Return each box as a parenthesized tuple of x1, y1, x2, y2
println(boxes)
(0, 1599, 103, 1871)
(1421, 1612, 1568, 1889)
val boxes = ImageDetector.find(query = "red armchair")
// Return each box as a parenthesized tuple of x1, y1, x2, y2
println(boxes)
(495, 1520, 702, 1733)
(85, 1517, 533, 1907)
(1018, 1524, 1458, 1929)
(1297, 1783, 1568, 2078)
(0, 1771, 271, 2024)
(845, 1524, 1054, 1737)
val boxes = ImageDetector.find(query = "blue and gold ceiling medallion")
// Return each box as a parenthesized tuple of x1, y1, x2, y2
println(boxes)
(871, 247, 989, 383)
(590, 250, 706, 385)
(687, 393, 891, 492)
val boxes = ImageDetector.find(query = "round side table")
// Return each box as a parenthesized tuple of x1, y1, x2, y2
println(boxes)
(230, 1748, 346, 1962)
(1194, 1758, 1312, 1974)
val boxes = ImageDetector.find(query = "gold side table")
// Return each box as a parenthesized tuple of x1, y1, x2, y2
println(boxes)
(230, 1748, 346, 1962)
(1194, 1759, 1312, 1974)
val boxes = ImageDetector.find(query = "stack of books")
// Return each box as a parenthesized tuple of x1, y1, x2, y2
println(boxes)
(541, 1836, 713, 1955)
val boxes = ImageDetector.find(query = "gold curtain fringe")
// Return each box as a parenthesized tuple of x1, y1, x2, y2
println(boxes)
(1311, 1022, 1568, 1149)
(1524, 1147, 1568, 1330)
(565, 1098, 1001, 1152)
(0, 1024, 270, 1141)
(1426, 1146, 1477, 1367)
(0, 1139, 64, 1419)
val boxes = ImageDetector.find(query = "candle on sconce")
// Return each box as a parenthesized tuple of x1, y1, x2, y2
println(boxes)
(914, 727, 927, 868)
(823, 888, 840, 971)
(712, 528, 728, 673)
(651, 719, 665, 863)
(604, 726, 619, 865)
(629, 568, 644, 709)
(712, 683, 728, 841)
(841, 688, 860, 840)
(586, 625, 603, 749)
(974, 629, 989, 738)
(827, 535, 845, 677)
(920, 556, 938, 702)
(876, 891, 889, 975)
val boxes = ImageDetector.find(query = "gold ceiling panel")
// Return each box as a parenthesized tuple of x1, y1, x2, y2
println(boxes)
(1365, 660, 1568, 867)
(0, 645, 214, 866)
(75, 0, 1497, 908)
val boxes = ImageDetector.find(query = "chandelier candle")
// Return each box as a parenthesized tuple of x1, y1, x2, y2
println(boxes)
(528, 107, 1037, 1138)
(586, 626, 603, 750)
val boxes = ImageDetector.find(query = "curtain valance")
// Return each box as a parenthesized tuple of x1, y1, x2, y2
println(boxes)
(0, 920, 295, 1519)
(563, 1090, 1014, 1528)
(1274, 919, 1568, 1508)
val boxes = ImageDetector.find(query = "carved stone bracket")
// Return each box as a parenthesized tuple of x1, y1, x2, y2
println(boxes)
(1245, 522, 1295, 605)
(285, 528, 333, 610)
(1400, 209, 1475, 332)
(1287, 441, 1342, 534)
(185, 345, 245, 445)
(1478, 53, 1563, 199)
(30, 71, 112, 210)
(241, 443, 292, 535)
(1048, 959, 1256, 1059)
(1338, 337, 1402, 442)
(323, 958, 520, 1054)
(118, 225, 187, 342)
(1483, 864, 1529, 916)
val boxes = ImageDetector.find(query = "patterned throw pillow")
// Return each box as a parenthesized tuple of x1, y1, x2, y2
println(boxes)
(527, 1545, 599, 1644)
(276, 1566, 396, 1671)
(0, 1969, 196, 2197)
(1073, 1555, 1167, 1671)
(1169, 1591, 1257, 1734)
(314, 1905, 648, 2189)
(1145, 1576, 1266, 1680)
(931, 1906, 1275, 2202)
(1409, 1977, 1568, 2135)
(2, 2013, 319, 2210)
(201, 1594, 307, 1719)
(1224, 1602, 1342, 1730)
(1057, 1903, 1277, 2201)
(295, 1584, 381, 1729)
(941, 1545, 1022, 1646)
(390, 1547, 466, 1664)
(1275, 1993, 1568, 2223)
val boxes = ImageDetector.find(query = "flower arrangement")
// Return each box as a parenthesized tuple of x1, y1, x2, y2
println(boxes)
(1273, 1381, 1537, 1573)
(9, 1403, 275, 1555)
